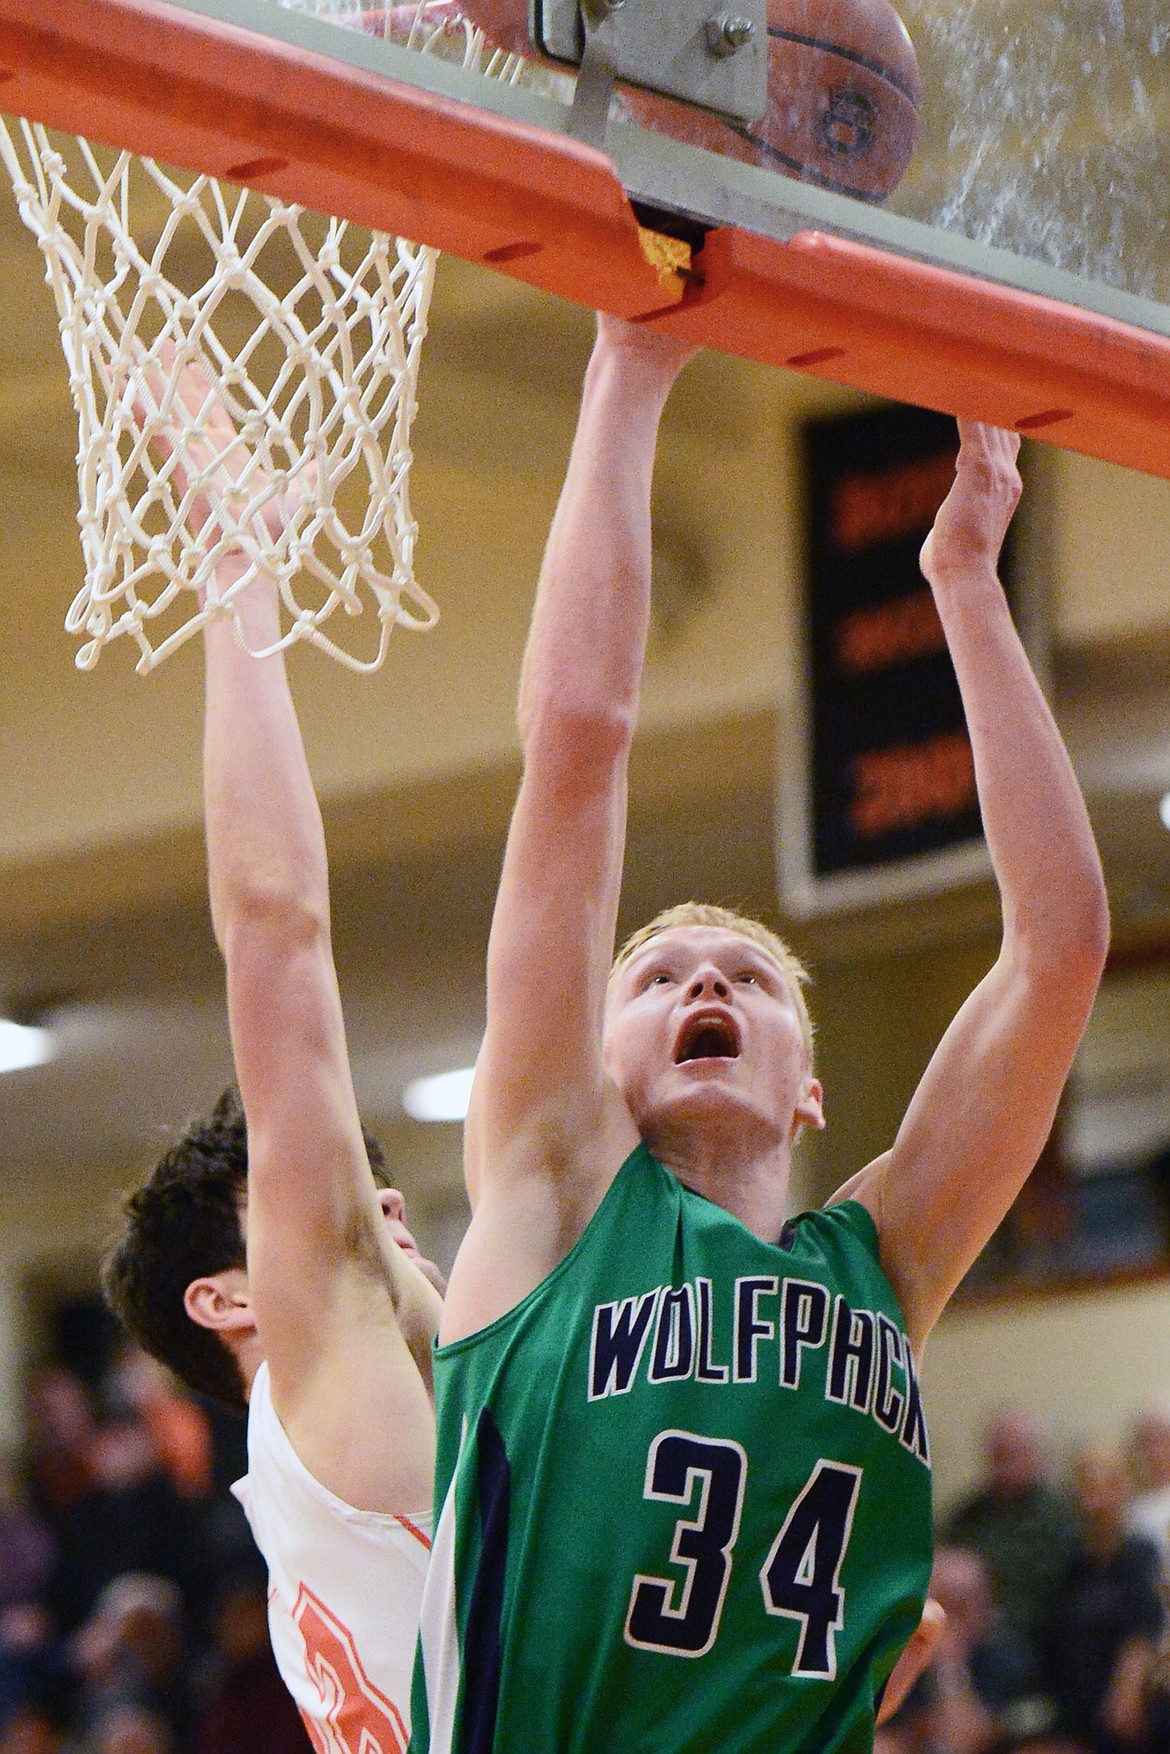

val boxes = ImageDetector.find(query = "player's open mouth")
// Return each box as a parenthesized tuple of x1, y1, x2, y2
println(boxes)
(388, 1222, 420, 1258)
(674, 1012, 741, 1062)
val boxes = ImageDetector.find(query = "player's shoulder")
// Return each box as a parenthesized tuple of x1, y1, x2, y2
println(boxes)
(800, 1196, 881, 1253)
(780, 1198, 891, 1296)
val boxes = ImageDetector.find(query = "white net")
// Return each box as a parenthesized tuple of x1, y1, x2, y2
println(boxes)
(0, 3, 517, 673)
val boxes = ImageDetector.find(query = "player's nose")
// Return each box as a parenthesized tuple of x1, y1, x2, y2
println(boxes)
(379, 1187, 407, 1223)
(687, 964, 731, 1000)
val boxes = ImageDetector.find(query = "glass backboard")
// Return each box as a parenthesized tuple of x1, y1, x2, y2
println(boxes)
(2, 0, 1168, 476)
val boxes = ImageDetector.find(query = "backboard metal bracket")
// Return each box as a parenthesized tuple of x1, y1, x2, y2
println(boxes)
(565, 17, 619, 149)
(535, 0, 766, 145)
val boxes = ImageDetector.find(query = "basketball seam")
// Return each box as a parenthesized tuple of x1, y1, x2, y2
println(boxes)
(721, 123, 885, 202)
(766, 27, 921, 107)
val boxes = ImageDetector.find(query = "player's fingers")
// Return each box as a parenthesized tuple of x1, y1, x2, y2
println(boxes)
(877, 1597, 946, 1723)
(144, 344, 246, 486)
(128, 340, 171, 443)
(953, 424, 1023, 533)
(133, 345, 216, 487)
(956, 418, 1021, 467)
(257, 458, 318, 540)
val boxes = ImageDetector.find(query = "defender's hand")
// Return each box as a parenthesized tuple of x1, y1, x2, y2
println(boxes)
(138, 345, 315, 545)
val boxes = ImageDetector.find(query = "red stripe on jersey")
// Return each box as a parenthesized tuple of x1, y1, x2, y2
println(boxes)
(395, 1513, 432, 1551)
(293, 1583, 409, 1754)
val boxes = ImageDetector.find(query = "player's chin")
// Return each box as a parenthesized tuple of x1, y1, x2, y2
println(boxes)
(416, 1255, 448, 1297)
(659, 1074, 776, 1134)
(396, 1237, 447, 1297)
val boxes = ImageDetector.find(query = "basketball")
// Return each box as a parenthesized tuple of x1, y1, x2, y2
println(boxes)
(615, 0, 923, 204)
(390, 0, 922, 205)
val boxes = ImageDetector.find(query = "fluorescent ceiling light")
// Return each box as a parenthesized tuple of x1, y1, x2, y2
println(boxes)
(0, 1018, 55, 1074)
(1160, 791, 1170, 832)
(403, 1065, 475, 1123)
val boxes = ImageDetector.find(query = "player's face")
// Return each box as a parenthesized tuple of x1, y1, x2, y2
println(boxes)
(602, 926, 822, 1150)
(377, 1188, 447, 1295)
(238, 1186, 445, 1296)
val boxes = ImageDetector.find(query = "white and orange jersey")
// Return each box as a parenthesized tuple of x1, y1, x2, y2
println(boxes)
(232, 1362, 432, 1754)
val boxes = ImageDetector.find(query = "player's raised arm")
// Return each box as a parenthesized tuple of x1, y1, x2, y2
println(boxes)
(169, 366, 439, 1507)
(842, 422, 1109, 1351)
(453, 321, 695, 1330)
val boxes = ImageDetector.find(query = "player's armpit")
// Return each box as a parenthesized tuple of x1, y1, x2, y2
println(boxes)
(273, 1272, 437, 1516)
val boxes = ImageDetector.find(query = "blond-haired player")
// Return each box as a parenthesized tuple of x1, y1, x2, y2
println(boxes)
(410, 319, 1109, 1754)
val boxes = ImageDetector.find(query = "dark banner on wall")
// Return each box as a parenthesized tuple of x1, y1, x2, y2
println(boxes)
(779, 403, 1016, 914)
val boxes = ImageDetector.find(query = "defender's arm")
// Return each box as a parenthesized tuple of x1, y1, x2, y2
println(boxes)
(175, 368, 439, 1507)
(843, 423, 1108, 1352)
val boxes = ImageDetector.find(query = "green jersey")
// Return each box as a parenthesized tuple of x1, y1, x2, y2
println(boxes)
(411, 1144, 932, 1754)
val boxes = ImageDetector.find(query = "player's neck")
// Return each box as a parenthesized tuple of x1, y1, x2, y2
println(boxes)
(652, 1127, 794, 1243)
(234, 1331, 266, 1403)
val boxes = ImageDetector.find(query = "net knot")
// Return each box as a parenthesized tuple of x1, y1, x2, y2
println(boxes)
(0, 0, 501, 674)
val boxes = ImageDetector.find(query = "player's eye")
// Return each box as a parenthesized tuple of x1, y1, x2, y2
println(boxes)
(735, 972, 758, 985)
(645, 970, 672, 987)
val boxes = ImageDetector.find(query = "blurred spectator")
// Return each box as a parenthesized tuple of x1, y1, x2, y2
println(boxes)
(1041, 1446, 1164, 1754)
(49, 1415, 197, 1635)
(71, 1576, 196, 1754)
(944, 1409, 1081, 1675)
(0, 1461, 62, 1731)
(0, 1703, 65, 1754)
(24, 1372, 97, 1532)
(877, 1546, 1039, 1754)
(193, 1574, 310, 1754)
(1125, 1410, 1170, 1565)
(104, 1358, 211, 1505)
(102, 1358, 252, 1648)
(0, 1607, 69, 1737)
(930, 1546, 1038, 1739)
(85, 1705, 174, 1754)
(0, 1463, 56, 1613)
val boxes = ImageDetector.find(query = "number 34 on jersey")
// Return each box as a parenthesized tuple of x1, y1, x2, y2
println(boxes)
(625, 1434, 863, 1679)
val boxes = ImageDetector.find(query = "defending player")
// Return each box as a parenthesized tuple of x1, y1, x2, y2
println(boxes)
(102, 364, 441, 1754)
(411, 319, 1109, 1752)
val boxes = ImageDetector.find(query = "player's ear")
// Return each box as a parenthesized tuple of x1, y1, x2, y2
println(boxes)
(793, 1075, 825, 1139)
(184, 1268, 255, 1336)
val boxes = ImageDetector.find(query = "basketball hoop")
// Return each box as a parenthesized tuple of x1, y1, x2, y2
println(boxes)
(0, 3, 506, 673)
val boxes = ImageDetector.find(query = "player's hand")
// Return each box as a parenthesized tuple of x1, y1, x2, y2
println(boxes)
(137, 343, 316, 547)
(919, 421, 1021, 586)
(593, 311, 700, 386)
(877, 1597, 946, 1724)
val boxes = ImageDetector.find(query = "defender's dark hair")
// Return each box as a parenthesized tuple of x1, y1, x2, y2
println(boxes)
(102, 1087, 388, 1417)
